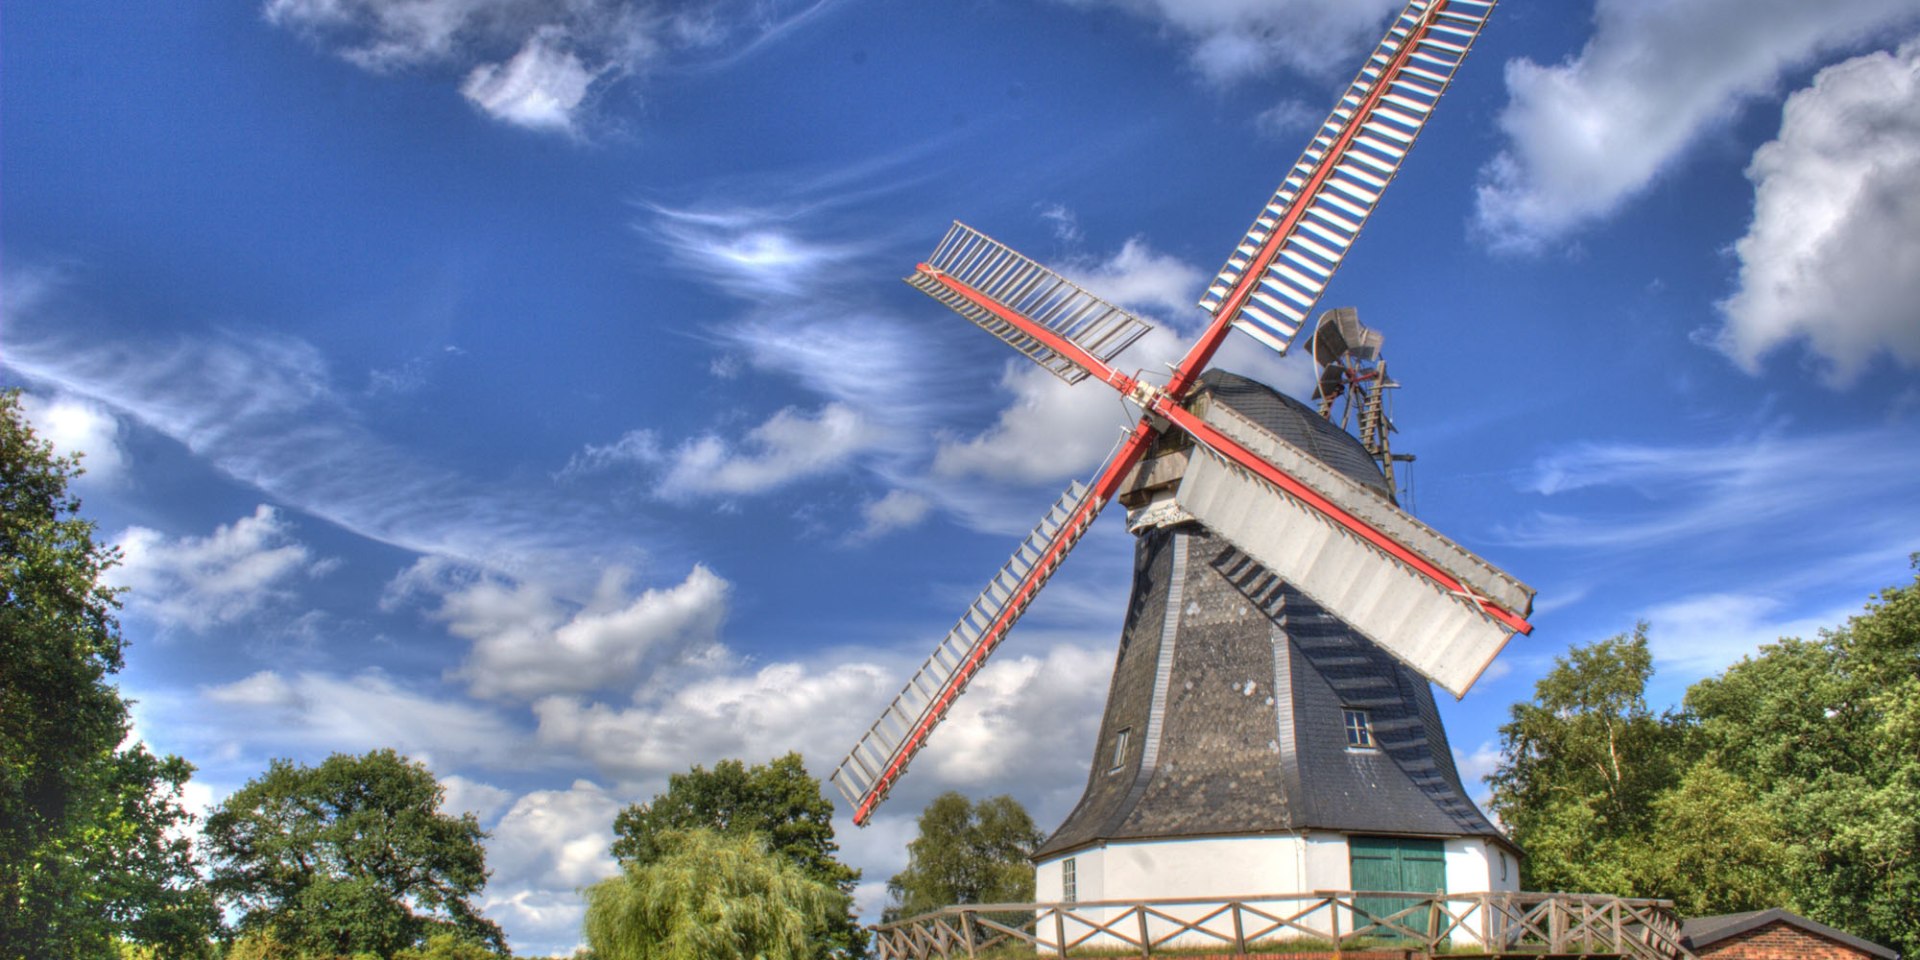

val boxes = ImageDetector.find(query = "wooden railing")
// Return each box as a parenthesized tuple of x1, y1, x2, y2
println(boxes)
(872, 891, 1696, 960)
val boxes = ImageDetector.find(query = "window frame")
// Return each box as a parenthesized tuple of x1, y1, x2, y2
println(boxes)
(1342, 707, 1376, 749)
(1061, 857, 1077, 903)
(1108, 727, 1132, 773)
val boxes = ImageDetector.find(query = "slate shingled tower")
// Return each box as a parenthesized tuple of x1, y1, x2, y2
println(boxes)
(1031, 371, 1519, 905)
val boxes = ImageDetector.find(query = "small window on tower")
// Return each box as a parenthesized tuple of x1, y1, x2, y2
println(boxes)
(1343, 708, 1376, 749)
(1061, 857, 1077, 903)
(1109, 727, 1132, 773)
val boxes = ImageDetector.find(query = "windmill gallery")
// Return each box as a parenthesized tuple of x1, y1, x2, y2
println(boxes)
(832, 1, 1698, 956)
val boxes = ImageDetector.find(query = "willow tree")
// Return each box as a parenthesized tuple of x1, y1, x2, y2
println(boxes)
(585, 829, 844, 960)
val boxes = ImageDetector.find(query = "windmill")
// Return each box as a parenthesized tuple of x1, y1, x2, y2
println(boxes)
(833, 0, 1531, 911)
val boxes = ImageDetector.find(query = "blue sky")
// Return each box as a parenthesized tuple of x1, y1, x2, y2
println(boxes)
(7, 0, 1920, 954)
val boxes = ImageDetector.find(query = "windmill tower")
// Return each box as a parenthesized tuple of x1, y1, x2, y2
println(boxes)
(832, 0, 1529, 918)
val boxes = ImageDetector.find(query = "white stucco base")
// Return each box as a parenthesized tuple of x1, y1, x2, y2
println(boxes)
(1032, 833, 1520, 950)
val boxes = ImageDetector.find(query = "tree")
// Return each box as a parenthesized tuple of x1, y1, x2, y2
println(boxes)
(579, 829, 837, 960)
(1487, 626, 1688, 897)
(0, 391, 217, 959)
(1686, 564, 1920, 957)
(585, 828, 842, 960)
(885, 792, 1042, 920)
(203, 749, 505, 957)
(611, 753, 863, 958)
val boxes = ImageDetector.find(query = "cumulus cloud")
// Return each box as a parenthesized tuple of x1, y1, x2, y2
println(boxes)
(461, 28, 601, 133)
(1475, 0, 1919, 249)
(1711, 37, 1920, 385)
(930, 235, 1308, 489)
(17, 391, 127, 486)
(112, 506, 333, 632)
(663, 404, 885, 498)
(389, 559, 731, 701)
(481, 780, 624, 956)
(569, 403, 885, 500)
(852, 489, 931, 541)
(1056, 0, 1402, 85)
(199, 669, 530, 769)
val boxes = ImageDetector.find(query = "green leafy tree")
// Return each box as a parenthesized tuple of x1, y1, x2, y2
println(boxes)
(611, 753, 862, 958)
(585, 828, 841, 960)
(1488, 625, 1688, 897)
(203, 749, 505, 957)
(885, 792, 1042, 920)
(0, 391, 217, 959)
(1687, 564, 1920, 957)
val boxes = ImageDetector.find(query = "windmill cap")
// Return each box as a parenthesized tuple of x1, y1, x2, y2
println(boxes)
(1194, 369, 1392, 500)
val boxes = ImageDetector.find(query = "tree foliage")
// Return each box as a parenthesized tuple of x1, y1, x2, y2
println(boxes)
(611, 753, 862, 958)
(1491, 565, 1920, 957)
(586, 828, 841, 960)
(885, 792, 1042, 920)
(0, 391, 217, 959)
(203, 749, 504, 957)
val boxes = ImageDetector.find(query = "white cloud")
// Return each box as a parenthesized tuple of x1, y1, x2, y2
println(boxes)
(1475, 0, 1919, 249)
(1452, 740, 1500, 808)
(1505, 425, 1920, 567)
(3, 299, 635, 579)
(461, 28, 600, 133)
(1640, 591, 1859, 679)
(199, 669, 531, 769)
(1060, 237, 1204, 318)
(852, 489, 931, 541)
(442, 774, 517, 823)
(530, 637, 1110, 819)
(481, 780, 624, 957)
(1711, 37, 1920, 385)
(17, 391, 127, 486)
(647, 207, 867, 300)
(658, 403, 886, 499)
(1253, 97, 1319, 141)
(390, 559, 731, 701)
(931, 356, 1143, 486)
(1056, 0, 1402, 85)
(263, 0, 824, 136)
(112, 506, 332, 632)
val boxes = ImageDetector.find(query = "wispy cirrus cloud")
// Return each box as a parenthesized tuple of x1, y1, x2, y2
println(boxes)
(2, 271, 638, 581)
(264, 0, 838, 134)
(646, 205, 871, 300)
(1474, 0, 1919, 251)
(1710, 37, 1920, 385)
(1504, 424, 1920, 558)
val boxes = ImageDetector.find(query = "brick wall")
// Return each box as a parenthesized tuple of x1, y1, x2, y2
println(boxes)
(1697, 921, 1878, 960)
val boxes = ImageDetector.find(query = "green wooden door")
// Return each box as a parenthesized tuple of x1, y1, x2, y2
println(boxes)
(1349, 836, 1446, 939)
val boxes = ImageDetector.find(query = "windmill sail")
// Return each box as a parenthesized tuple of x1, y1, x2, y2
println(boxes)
(831, 479, 1100, 823)
(1171, 391, 1532, 697)
(908, 222, 1154, 385)
(1198, 0, 1496, 354)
